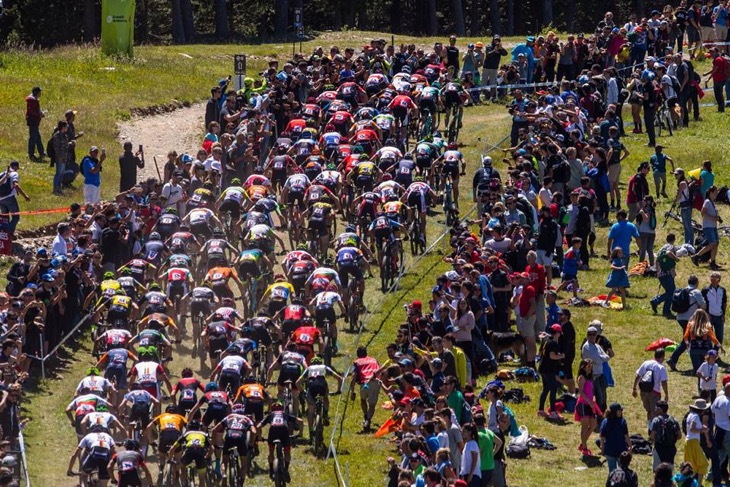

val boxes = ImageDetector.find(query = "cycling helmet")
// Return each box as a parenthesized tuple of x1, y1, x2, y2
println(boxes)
(187, 420, 203, 431)
(482, 156, 493, 166)
(231, 178, 241, 186)
(222, 297, 235, 306)
(232, 403, 246, 414)
(96, 403, 109, 412)
(447, 142, 457, 150)
(352, 144, 364, 154)
(181, 367, 194, 378)
(398, 83, 412, 94)
(345, 224, 356, 233)
(296, 243, 309, 251)
(114, 289, 126, 296)
(387, 193, 399, 202)
(165, 207, 178, 215)
(311, 356, 323, 365)
(212, 228, 225, 238)
(165, 404, 178, 414)
(422, 135, 434, 143)
(180, 223, 190, 231)
(404, 152, 414, 160)
(103, 271, 115, 280)
(89, 424, 107, 433)
(205, 381, 218, 392)
(86, 367, 100, 376)
(382, 173, 393, 181)
(358, 154, 370, 161)
(147, 318, 163, 330)
(323, 258, 335, 267)
(243, 375, 257, 384)
(271, 401, 284, 411)
(119, 267, 131, 276)
(413, 176, 424, 182)
(325, 123, 336, 132)
(274, 273, 287, 282)
(267, 194, 277, 202)
(148, 283, 162, 291)
(149, 232, 161, 241)
(123, 439, 140, 451)
(240, 326, 254, 337)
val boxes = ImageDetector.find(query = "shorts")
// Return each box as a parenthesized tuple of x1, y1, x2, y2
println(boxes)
(354, 175, 374, 192)
(181, 446, 207, 470)
(81, 447, 111, 479)
(191, 222, 212, 241)
(278, 364, 302, 388)
(560, 356, 575, 380)
(416, 156, 432, 171)
(267, 426, 292, 451)
(271, 169, 287, 186)
(268, 299, 286, 317)
(337, 262, 363, 289)
(219, 371, 242, 395)
(203, 405, 230, 426)
(178, 399, 197, 417)
(607, 163, 621, 185)
(138, 382, 160, 400)
(105, 366, 128, 390)
(575, 402, 595, 418)
(307, 377, 328, 400)
(118, 470, 142, 487)
(357, 202, 377, 220)
(282, 318, 302, 338)
(208, 336, 229, 359)
(391, 106, 407, 121)
(395, 173, 412, 188)
(309, 219, 328, 238)
(407, 190, 428, 213)
(219, 199, 241, 222)
(444, 91, 461, 109)
(419, 99, 437, 116)
(107, 308, 130, 327)
(704, 227, 719, 244)
(212, 284, 234, 300)
(688, 25, 700, 43)
(238, 260, 261, 280)
(167, 283, 187, 302)
(517, 314, 539, 339)
(190, 299, 212, 320)
(75, 415, 87, 436)
(442, 163, 459, 180)
(129, 404, 152, 428)
(287, 188, 305, 209)
(535, 250, 553, 267)
(315, 305, 337, 330)
(290, 274, 307, 296)
(159, 429, 183, 454)
(250, 239, 273, 255)
(359, 380, 381, 406)
(561, 274, 577, 283)
(223, 435, 249, 457)
(244, 400, 265, 423)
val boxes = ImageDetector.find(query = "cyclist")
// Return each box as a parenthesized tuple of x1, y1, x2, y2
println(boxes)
(115, 267, 145, 304)
(66, 424, 116, 487)
(205, 264, 245, 300)
(264, 147, 297, 195)
(369, 210, 406, 265)
(66, 392, 113, 439)
(109, 438, 152, 487)
(282, 171, 311, 212)
(328, 106, 355, 136)
(75, 366, 116, 399)
(391, 152, 417, 188)
(209, 297, 245, 328)
(140, 232, 169, 268)
(308, 286, 346, 353)
(233, 376, 270, 423)
(221, 333, 257, 364)
(318, 125, 342, 160)
(241, 222, 286, 257)
(336, 243, 367, 303)
(436, 142, 466, 205)
(79, 403, 124, 438)
(304, 260, 342, 298)
(187, 382, 230, 473)
(137, 312, 180, 348)
(138, 282, 172, 317)
(212, 403, 257, 483)
(267, 342, 307, 415)
(276, 297, 310, 340)
(295, 356, 343, 438)
(170, 368, 205, 418)
(119, 382, 159, 446)
(402, 177, 437, 237)
(351, 189, 381, 237)
(201, 312, 240, 369)
(261, 274, 295, 317)
(282, 245, 319, 275)
(96, 345, 136, 403)
(210, 350, 251, 396)
(373, 112, 396, 142)
(418, 84, 441, 129)
(158, 261, 194, 319)
(375, 173, 406, 204)
(241, 314, 277, 366)
(314, 163, 342, 195)
(166, 223, 202, 259)
(387, 85, 419, 144)
(118, 257, 156, 288)
(346, 154, 382, 194)
(183, 204, 223, 242)
(128, 354, 172, 415)
(257, 401, 303, 482)
(303, 198, 335, 257)
(200, 228, 238, 270)
(440, 78, 466, 131)
(183, 283, 219, 354)
(215, 177, 247, 226)
(286, 251, 317, 297)
(244, 171, 271, 190)
(152, 207, 181, 240)
(170, 420, 212, 487)
(374, 144, 404, 173)
(82, 271, 121, 311)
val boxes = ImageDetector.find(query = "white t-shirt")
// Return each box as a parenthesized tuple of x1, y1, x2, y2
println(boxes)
(161, 182, 183, 208)
(686, 411, 703, 440)
(712, 393, 730, 431)
(660, 74, 677, 100)
(635, 359, 668, 395)
(698, 361, 719, 391)
(459, 439, 482, 477)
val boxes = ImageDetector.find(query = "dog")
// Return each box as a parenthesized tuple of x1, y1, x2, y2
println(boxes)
(717, 185, 730, 205)
(484, 330, 526, 363)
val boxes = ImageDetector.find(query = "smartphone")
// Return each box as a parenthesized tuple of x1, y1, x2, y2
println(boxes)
(138, 144, 143, 153)
(101, 148, 106, 156)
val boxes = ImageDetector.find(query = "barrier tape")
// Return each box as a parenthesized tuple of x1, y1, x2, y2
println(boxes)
(0, 206, 70, 218)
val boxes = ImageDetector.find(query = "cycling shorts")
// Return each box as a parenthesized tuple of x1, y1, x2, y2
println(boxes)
(249, 238, 273, 256)
(307, 377, 329, 400)
(278, 364, 302, 388)
(219, 371, 242, 396)
(416, 155, 432, 171)
(223, 435, 249, 457)
(212, 284, 234, 300)
(107, 307, 129, 327)
(357, 201, 377, 220)
(268, 299, 286, 317)
(104, 366, 128, 390)
(82, 447, 112, 479)
(271, 169, 287, 185)
(181, 446, 207, 470)
(129, 403, 152, 428)
(419, 99, 437, 116)
(203, 404, 230, 426)
(267, 427, 292, 452)
(444, 91, 462, 109)
(191, 222, 212, 241)
(408, 191, 428, 213)
(219, 200, 241, 222)
(244, 400, 265, 423)
(159, 429, 183, 454)
(315, 306, 337, 331)
(190, 300, 212, 321)
(337, 263, 363, 289)
(238, 260, 262, 281)
(354, 175, 374, 191)
(281, 319, 302, 338)
(442, 162, 459, 180)
(208, 336, 229, 359)
(391, 106, 408, 121)
(287, 188, 305, 209)
(309, 219, 328, 238)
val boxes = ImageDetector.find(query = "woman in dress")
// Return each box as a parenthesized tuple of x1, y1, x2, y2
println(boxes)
(575, 359, 600, 456)
(604, 247, 630, 309)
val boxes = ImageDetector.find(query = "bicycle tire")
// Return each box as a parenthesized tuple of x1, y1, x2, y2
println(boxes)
(313, 411, 324, 457)
(324, 339, 333, 368)
(381, 253, 390, 292)
(665, 110, 673, 136)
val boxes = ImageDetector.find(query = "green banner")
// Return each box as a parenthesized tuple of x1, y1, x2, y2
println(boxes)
(101, 0, 136, 57)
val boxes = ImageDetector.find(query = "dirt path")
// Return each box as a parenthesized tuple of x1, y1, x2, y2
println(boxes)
(117, 102, 206, 181)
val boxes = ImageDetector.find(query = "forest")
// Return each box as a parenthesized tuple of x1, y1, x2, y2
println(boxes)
(0, 0, 677, 47)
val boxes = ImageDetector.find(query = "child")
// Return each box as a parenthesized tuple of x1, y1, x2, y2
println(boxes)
(557, 237, 582, 298)
(604, 247, 630, 309)
(697, 349, 719, 402)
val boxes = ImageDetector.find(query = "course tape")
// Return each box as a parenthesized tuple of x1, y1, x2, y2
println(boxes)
(0, 206, 70, 217)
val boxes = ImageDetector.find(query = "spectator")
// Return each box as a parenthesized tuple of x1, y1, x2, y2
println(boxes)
(582, 326, 611, 413)
(459, 422, 481, 486)
(0, 161, 30, 234)
(683, 399, 711, 483)
(668, 275, 707, 371)
(63, 109, 83, 188)
(349, 346, 380, 432)
(607, 209, 640, 268)
(711, 375, 730, 473)
(81, 146, 106, 204)
(599, 402, 631, 473)
(703, 47, 728, 111)
(692, 185, 721, 269)
(649, 145, 674, 199)
(474, 413, 501, 485)
(605, 451, 638, 487)
(673, 168, 695, 246)
(625, 162, 650, 222)
(118, 142, 144, 193)
(51, 223, 72, 258)
(557, 309, 576, 394)
(702, 271, 727, 345)
(205, 86, 223, 129)
(637, 195, 657, 268)
(650, 400, 681, 471)
(537, 324, 564, 420)
(51, 121, 70, 195)
(24, 86, 45, 162)
(5, 248, 32, 297)
(481, 36, 507, 101)
(683, 309, 723, 375)
(633, 348, 669, 422)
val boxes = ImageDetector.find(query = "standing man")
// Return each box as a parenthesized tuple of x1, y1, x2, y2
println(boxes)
(525, 250, 547, 333)
(667, 275, 707, 370)
(711, 375, 730, 477)
(649, 145, 674, 199)
(118, 142, 144, 193)
(205, 86, 223, 129)
(508, 90, 529, 147)
(51, 121, 70, 195)
(626, 162, 650, 222)
(81, 146, 106, 205)
(161, 171, 186, 216)
(445, 35, 460, 77)
(482, 36, 508, 101)
(64, 109, 83, 188)
(703, 47, 728, 112)
(633, 348, 669, 422)
(649, 400, 681, 470)
(702, 272, 727, 346)
(349, 346, 380, 432)
(25, 86, 45, 162)
(640, 72, 658, 147)
(582, 326, 611, 413)
(607, 210, 640, 268)
(0, 161, 30, 234)
(515, 272, 538, 368)
(651, 233, 680, 318)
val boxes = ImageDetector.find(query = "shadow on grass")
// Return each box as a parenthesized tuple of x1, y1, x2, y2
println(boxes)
(581, 455, 605, 468)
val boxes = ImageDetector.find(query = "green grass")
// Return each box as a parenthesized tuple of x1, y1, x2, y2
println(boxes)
(17, 30, 730, 487)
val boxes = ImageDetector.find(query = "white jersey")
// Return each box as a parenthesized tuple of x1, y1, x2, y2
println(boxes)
(78, 432, 115, 451)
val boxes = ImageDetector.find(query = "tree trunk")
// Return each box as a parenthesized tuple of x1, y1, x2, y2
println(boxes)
(83, 0, 98, 42)
(138, 0, 149, 43)
(390, 0, 401, 33)
(489, 0, 500, 35)
(452, 0, 466, 36)
(542, 0, 553, 27)
(332, 0, 343, 30)
(357, 2, 368, 29)
(636, 0, 645, 19)
(505, 0, 514, 36)
(427, 0, 438, 35)
(344, 1, 356, 29)
(274, 0, 289, 39)
(214, 0, 229, 39)
(171, 0, 185, 44)
(180, 0, 195, 43)
(565, 0, 575, 33)
(470, 0, 480, 35)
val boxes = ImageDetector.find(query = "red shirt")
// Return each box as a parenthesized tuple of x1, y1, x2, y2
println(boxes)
(292, 326, 321, 347)
(524, 264, 546, 295)
(518, 285, 536, 317)
(712, 56, 727, 83)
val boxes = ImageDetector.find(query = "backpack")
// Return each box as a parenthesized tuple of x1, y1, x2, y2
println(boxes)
(671, 287, 692, 314)
(46, 135, 56, 167)
(669, 75, 681, 96)
(638, 368, 655, 392)
(653, 415, 680, 446)
(629, 433, 653, 455)
(0, 172, 12, 199)
(607, 466, 635, 487)
(506, 442, 530, 459)
(657, 246, 676, 272)
(502, 404, 520, 437)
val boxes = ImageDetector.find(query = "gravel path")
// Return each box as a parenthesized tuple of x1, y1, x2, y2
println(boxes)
(117, 102, 206, 181)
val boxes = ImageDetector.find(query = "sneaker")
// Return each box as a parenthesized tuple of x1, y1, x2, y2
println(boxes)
(710, 262, 722, 270)
(651, 301, 658, 314)
(666, 360, 677, 372)
(537, 410, 548, 417)
(285, 468, 291, 483)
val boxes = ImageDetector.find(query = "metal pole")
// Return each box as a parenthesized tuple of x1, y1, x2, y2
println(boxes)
(345, 462, 349, 487)
(39, 334, 45, 380)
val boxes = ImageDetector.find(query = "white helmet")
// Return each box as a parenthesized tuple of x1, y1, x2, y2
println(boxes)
(481, 156, 493, 166)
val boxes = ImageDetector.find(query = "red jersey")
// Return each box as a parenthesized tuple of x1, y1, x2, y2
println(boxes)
(292, 326, 321, 347)
(388, 95, 417, 111)
(285, 118, 307, 135)
(518, 284, 536, 317)
(330, 111, 354, 125)
(353, 129, 379, 144)
(173, 377, 204, 404)
(283, 304, 307, 321)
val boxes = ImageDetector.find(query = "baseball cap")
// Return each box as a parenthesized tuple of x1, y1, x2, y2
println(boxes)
(609, 403, 623, 412)
(722, 374, 730, 386)
(409, 300, 422, 310)
(549, 323, 563, 334)
(587, 326, 598, 334)
(398, 358, 414, 367)
(1, 455, 17, 468)
(65, 109, 77, 118)
(707, 349, 718, 357)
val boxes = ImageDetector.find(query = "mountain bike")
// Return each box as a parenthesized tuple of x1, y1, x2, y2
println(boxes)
(409, 212, 427, 256)
(311, 394, 326, 458)
(272, 439, 288, 486)
(442, 175, 458, 226)
(322, 317, 334, 368)
(192, 307, 207, 370)
(251, 345, 269, 385)
(347, 278, 361, 334)
(446, 103, 461, 144)
(380, 238, 403, 292)
(656, 99, 674, 137)
(225, 445, 241, 487)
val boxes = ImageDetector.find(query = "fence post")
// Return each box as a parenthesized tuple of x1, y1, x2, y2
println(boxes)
(38, 334, 44, 380)
(345, 462, 349, 487)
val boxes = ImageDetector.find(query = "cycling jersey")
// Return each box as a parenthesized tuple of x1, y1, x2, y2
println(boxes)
(234, 383, 267, 403)
(244, 174, 271, 189)
(173, 377, 204, 406)
(336, 246, 363, 266)
(220, 413, 255, 439)
(221, 185, 246, 204)
(246, 184, 269, 202)
(68, 394, 110, 418)
(217, 355, 249, 377)
(99, 279, 121, 299)
(153, 413, 186, 432)
(131, 362, 164, 386)
(265, 282, 294, 303)
(314, 291, 342, 308)
(164, 267, 191, 285)
(206, 267, 237, 289)
(142, 240, 167, 266)
(76, 375, 113, 396)
(167, 253, 192, 268)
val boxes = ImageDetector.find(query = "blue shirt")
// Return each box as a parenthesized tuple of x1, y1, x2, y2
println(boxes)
(714, 6, 728, 27)
(650, 153, 668, 173)
(600, 417, 629, 457)
(700, 169, 715, 198)
(608, 220, 639, 255)
(82, 156, 101, 187)
(546, 303, 561, 326)
(478, 275, 495, 309)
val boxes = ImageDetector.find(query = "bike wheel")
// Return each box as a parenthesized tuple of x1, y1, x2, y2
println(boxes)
(381, 253, 391, 292)
(324, 338, 333, 368)
(665, 110, 673, 136)
(313, 412, 324, 457)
